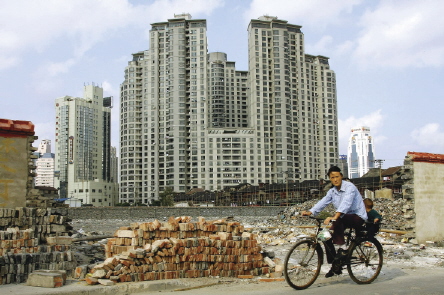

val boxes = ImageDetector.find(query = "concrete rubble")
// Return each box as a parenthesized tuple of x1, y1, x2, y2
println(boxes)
(245, 198, 444, 270)
(2, 198, 443, 290)
(66, 198, 444, 289)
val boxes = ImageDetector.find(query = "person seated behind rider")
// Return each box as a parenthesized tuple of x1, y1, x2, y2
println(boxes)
(301, 166, 367, 278)
(363, 198, 382, 238)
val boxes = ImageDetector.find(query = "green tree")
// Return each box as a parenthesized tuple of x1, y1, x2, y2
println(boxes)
(157, 187, 175, 207)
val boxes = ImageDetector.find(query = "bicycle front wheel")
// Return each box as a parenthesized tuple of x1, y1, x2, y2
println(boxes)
(347, 238, 383, 284)
(284, 239, 322, 290)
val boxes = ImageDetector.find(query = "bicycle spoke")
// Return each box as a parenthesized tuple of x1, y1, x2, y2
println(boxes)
(347, 238, 383, 284)
(284, 240, 322, 290)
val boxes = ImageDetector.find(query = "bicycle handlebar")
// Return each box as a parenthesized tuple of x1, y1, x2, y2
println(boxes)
(297, 215, 325, 226)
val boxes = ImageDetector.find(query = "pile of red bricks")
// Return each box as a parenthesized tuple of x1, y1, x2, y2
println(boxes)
(0, 207, 72, 252)
(0, 207, 76, 284)
(87, 216, 273, 284)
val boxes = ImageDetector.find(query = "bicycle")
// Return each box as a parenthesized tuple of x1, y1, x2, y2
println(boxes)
(283, 216, 383, 290)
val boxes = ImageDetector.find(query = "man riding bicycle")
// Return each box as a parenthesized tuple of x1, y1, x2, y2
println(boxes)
(301, 166, 367, 277)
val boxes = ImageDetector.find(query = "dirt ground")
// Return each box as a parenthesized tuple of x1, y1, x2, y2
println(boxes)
(70, 214, 444, 270)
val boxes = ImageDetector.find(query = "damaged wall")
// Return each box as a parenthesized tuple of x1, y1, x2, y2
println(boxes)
(0, 119, 36, 208)
(405, 152, 444, 243)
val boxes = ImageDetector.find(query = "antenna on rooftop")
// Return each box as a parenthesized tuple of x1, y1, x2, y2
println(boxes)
(374, 159, 385, 189)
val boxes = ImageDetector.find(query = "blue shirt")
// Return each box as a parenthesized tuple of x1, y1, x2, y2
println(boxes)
(309, 180, 368, 221)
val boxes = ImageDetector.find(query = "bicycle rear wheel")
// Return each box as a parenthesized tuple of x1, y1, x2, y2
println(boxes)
(284, 239, 322, 290)
(347, 238, 383, 284)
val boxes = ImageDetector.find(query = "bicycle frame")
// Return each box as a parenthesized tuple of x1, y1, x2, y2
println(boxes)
(284, 216, 384, 289)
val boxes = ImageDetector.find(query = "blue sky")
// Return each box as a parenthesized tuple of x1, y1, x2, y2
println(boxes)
(1, 0, 443, 169)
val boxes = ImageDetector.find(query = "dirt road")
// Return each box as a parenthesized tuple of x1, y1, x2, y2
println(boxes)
(136, 263, 444, 295)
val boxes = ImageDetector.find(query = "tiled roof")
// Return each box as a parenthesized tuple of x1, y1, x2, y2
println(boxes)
(408, 151, 444, 164)
(0, 118, 35, 136)
(382, 166, 402, 176)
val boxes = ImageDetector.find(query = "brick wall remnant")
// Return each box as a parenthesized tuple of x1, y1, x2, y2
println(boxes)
(0, 119, 36, 208)
(406, 151, 444, 243)
(27, 187, 63, 208)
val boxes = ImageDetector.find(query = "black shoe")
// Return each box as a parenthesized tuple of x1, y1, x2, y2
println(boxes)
(325, 268, 342, 278)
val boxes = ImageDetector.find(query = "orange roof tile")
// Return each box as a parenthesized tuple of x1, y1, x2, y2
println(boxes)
(407, 151, 444, 164)
(0, 118, 35, 136)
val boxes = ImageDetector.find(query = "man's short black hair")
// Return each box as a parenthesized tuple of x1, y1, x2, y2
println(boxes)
(327, 166, 342, 177)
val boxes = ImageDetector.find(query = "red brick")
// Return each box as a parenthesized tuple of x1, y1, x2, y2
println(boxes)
(85, 276, 99, 285)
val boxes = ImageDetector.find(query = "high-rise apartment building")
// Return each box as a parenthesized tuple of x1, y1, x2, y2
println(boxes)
(37, 139, 51, 154)
(247, 16, 338, 182)
(338, 154, 349, 178)
(55, 84, 118, 206)
(120, 14, 338, 204)
(110, 146, 119, 183)
(348, 126, 375, 178)
(34, 139, 55, 188)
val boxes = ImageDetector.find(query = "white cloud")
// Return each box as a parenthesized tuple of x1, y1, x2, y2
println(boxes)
(0, 56, 19, 71)
(243, 0, 444, 69)
(352, 0, 444, 68)
(47, 59, 77, 77)
(101, 81, 115, 95)
(0, 0, 224, 72)
(244, 0, 362, 28)
(338, 110, 385, 153)
(306, 35, 334, 56)
(411, 123, 444, 151)
(146, 0, 225, 18)
(115, 55, 132, 63)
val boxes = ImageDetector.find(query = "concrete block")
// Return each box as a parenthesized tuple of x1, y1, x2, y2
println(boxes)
(33, 270, 67, 283)
(26, 272, 64, 288)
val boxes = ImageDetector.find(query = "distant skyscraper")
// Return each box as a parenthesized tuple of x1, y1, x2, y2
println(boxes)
(110, 146, 119, 183)
(347, 126, 375, 178)
(54, 84, 118, 206)
(37, 139, 51, 154)
(34, 139, 55, 188)
(119, 14, 339, 204)
(338, 154, 349, 178)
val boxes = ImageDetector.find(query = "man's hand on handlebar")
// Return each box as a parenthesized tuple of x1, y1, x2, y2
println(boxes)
(301, 211, 312, 216)
(324, 217, 334, 225)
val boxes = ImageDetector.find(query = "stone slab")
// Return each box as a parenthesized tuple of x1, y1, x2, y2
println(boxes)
(26, 272, 64, 288)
